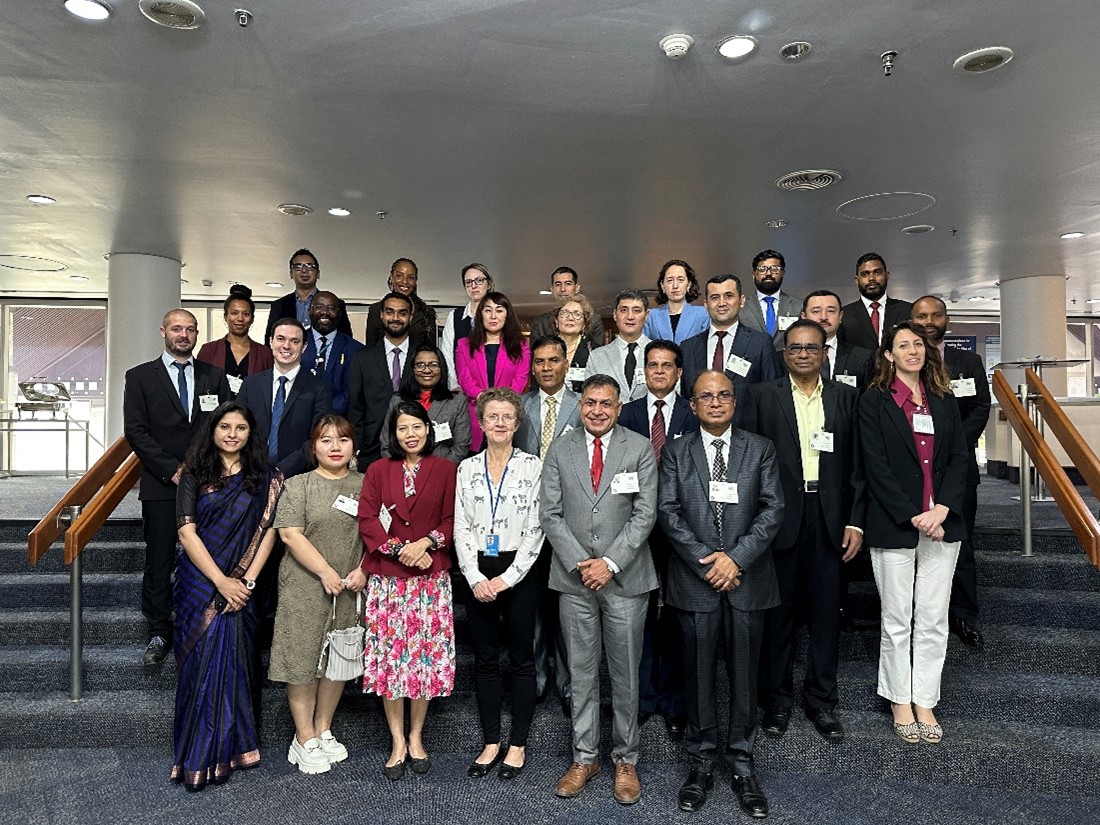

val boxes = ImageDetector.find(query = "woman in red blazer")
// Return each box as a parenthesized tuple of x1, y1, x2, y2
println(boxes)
(195, 285, 274, 393)
(455, 291, 531, 452)
(358, 401, 457, 781)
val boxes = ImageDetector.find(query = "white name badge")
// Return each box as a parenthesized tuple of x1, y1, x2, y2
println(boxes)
(634, 369, 646, 386)
(836, 374, 858, 387)
(378, 504, 393, 532)
(433, 421, 453, 441)
(333, 494, 359, 516)
(810, 430, 834, 452)
(710, 480, 739, 504)
(913, 413, 935, 434)
(199, 394, 219, 412)
(611, 472, 640, 494)
(778, 315, 797, 331)
(950, 378, 977, 398)
(725, 353, 752, 377)
(226, 375, 243, 394)
(567, 367, 586, 384)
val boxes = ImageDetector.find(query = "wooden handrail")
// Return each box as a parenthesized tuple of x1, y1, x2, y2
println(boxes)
(1025, 367, 1100, 500)
(65, 454, 143, 565)
(992, 370, 1100, 567)
(26, 435, 141, 565)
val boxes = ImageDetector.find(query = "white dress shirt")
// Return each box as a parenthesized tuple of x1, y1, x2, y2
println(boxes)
(271, 363, 301, 405)
(161, 351, 195, 420)
(859, 295, 891, 345)
(824, 336, 838, 377)
(705, 322, 740, 369)
(385, 337, 410, 378)
(699, 426, 732, 478)
(646, 392, 673, 435)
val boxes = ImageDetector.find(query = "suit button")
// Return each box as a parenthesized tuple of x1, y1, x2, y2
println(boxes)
(592, 535, 598, 541)
(404, 521, 410, 526)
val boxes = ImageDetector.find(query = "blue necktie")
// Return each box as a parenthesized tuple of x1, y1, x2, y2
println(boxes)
(173, 362, 189, 421)
(269, 376, 287, 459)
(764, 296, 777, 336)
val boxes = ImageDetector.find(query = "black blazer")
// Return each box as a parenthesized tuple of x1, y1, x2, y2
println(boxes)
(839, 297, 913, 352)
(858, 385, 969, 548)
(832, 341, 875, 388)
(236, 368, 333, 478)
(347, 341, 416, 468)
(618, 394, 699, 443)
(741, 378, 867, 551)
(679, 325, 783, 423)
(123, 358, 231, 501)
(265, 292, 352, 342)
(363, 298, 437, 350)
(943, 348, 992, 487)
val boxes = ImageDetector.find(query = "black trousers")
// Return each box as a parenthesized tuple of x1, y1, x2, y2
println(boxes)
(638, 528, 684, 716)
(462, 553, 539, 746)
(758, 491, 842, 711)
(949, 484, 980, 621)
(679, 602, 764, 775)
(532, 539, 570, 699)
(141, 499, 177, 640)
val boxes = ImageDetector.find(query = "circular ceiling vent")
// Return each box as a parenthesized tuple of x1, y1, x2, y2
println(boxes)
(836, 192, 936, 221)
(775, 169, 843, 191)
(277, 203, 313, 216)
(138, 0, 206, 30)
(902, 224, 935, 234)
(0, 255, 68, 272)
(953, 47, 1013, 74)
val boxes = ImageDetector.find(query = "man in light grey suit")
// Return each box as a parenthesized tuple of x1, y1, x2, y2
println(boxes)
(541, 374, 658, 806)
(585, 289, 651, 403)
(739, 249, 803, 350)
(658, 370, 783, 818)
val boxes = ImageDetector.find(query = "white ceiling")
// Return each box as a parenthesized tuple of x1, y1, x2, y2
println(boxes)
(3, 0, 1100, 316)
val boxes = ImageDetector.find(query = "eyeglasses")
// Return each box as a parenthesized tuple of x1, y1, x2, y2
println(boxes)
(754, 265, 783, 275)
(414, 361, 441, 371)
(693, 391, 735, 404)
(785, 344, 823, 355)
(463, 276, 489, 288)
(483, 413, 517, 424)
(558, 310, 585, 321)
(291, 263, 318, 272)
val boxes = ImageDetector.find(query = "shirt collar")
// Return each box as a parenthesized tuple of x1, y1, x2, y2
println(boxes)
(539, 385, 566, 404)
(702, 426, 732, 448)
(585, 426, 614, 446)
(386, 337, 409, 355)
(647, 391, 672, 408)
(789, 374, 823, 399)
(274, 363, 301, 381)
(161, 351, 193, 369)
(710, 322, 739, 338)
(861, 294, 889, 311)
(295, 288, 318, 304)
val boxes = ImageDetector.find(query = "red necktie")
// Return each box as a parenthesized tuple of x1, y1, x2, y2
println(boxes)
(870, 301, 881, 340)
(651, 400, 666, 459)
(711, 330, 727, 371)
(591, 437, 603, 493)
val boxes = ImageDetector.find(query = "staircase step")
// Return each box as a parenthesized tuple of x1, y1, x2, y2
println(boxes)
(0, 541, 145, 575)
(0, 572, 140, 610)
(973, 531, 1086, 555)
(974, 550, 1100, 592)
(0, 608, 146, 646)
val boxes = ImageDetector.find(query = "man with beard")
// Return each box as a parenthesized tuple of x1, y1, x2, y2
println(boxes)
(911, 295, 991, 650)
(838, 253, 912, 352)
(363, 258, 438, 349)
(738, 250, 803, 350)
(124, 309, 231, 665)
(348, 292, 416, 468)
(266, 248, 352, 341)
(302, 290, 363, 416)
(801, 290, 874, 388)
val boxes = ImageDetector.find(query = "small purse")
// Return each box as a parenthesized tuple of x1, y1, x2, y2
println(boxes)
(316, 592, 365, 681)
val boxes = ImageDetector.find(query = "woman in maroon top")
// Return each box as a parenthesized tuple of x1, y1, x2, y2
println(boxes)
(358, 401, 457, 780)
(859, 321, 968, 746)
(195, 285, 274, 392)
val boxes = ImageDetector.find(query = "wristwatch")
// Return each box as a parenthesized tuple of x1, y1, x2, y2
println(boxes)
(243, 578, 256, 591)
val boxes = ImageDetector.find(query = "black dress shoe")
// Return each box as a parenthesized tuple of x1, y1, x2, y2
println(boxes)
(806, 707, 845, 742)
(383, 756, 407, 781)
(678, 767, 713, 812)
(950, 617, 984, 651)
(142, 636, 169, 666)
(560, 697, 572, 719)
(498, 761, 525, 780)
(731, 773, 769, 819)
(665, 714, 686, 740)
(467, 748, 504, 778)
(761, 707, 790, 737)
(409, 755, 431, 775)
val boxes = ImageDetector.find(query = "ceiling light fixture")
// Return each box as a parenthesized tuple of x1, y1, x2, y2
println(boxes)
(1061, 232, 1085, 239)
(716, 35, 757, 60)
(26, 194, 57, 205)
(765, 219, 788, 228)
(902, 224, 935, 234)
(265, 281, 282, 288)
(69, 274, 89, 281)
(538, 290, 552, 296)
(328, 207, 351, 217)
(953, 46, 1014, 74)
(277, 203, 313, 216)
(780, 41, 811, 60)
(1086, 299, 1100, 305)
(64, 0, 111, 20)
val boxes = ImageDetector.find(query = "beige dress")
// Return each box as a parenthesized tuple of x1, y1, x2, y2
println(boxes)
(269, 470, 365, 684)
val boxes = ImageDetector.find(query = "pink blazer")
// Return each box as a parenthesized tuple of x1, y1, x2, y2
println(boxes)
(455, 339, 531, 451)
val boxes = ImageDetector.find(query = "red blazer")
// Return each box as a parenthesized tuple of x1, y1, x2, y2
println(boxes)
(195, 337, 274, 376)
(358, 455, 456, 579)
(455, 339, 531, 451)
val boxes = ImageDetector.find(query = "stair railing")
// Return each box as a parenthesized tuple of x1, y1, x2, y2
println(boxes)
(992, 370, 1100, 568)
(26, 435, 142, 701)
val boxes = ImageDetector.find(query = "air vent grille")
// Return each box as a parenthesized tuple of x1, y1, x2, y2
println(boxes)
(277, 204, 313, 216)
(775, 169, 842, 191)
(138, 0, 206, 30)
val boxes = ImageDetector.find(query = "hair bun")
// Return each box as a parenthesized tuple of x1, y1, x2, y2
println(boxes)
(229, 284, 253, 300)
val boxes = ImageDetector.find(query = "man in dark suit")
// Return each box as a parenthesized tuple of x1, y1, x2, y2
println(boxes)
(802, 289, 875, 389)
(680, 274, 782, 425)
(839, 253, 912, 352)
(619, 340, 698, 739)
(658, 370, 783, 817)
(739, 250, 803, 350)
(302, 290, 363, 416)
(124, 309, 231, 665)
(265, 248, 352, 341)
(740, 320, 867, 746)
(236, 318, 333, 478)
(529, 266, 607, 345)
(347, 292, 415, 469)
(911, 296, 992, 650)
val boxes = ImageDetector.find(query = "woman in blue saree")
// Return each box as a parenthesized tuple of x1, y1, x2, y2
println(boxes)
(172, 401, 284, 791)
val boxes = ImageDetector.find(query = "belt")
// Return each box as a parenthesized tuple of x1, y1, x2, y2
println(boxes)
(803, 480, 819, 493)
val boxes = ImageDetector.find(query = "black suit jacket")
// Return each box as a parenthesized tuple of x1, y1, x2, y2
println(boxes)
(858, 386, 968, 548)
(943, 348, 991, 487)
(618, 394, 699, 444)
(839, 297, 913, 352)
(124, 358, 232, 500)
(832, 341, 875, 389)
(265, 292, 352, 341)
(347, 340, 416, 468)
(741, 378, 867, 550)
(236, 368, 332, 478)
(679, 325, 783, 424)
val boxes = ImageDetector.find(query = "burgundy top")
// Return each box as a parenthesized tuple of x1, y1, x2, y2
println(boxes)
(195, 337, 274, 377)
(890, 374, 935, 509)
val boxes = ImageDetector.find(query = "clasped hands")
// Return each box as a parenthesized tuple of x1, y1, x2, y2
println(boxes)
(320, 566, 367, 596)
(397, 537, 434, 570)
(215, 576, 251, 614)
(577, 557, 613, 591)
(472, 576, 511, 602)
(911, 504, 949, 542)
(700, 552, 741, 592)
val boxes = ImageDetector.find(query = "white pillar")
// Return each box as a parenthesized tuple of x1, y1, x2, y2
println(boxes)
(999, 273, 1068, 396)
(105, 254, 181, 441)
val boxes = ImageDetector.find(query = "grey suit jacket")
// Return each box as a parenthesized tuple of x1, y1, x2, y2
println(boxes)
(739, 289, 803, 349)
(540, 425, 658, 598)
(657, 428, 783, 613)
(585, 335, 651, 402)
(515, 388, 581, 457)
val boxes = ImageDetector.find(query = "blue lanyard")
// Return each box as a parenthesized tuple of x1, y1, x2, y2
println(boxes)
(483, 448, 515, 529)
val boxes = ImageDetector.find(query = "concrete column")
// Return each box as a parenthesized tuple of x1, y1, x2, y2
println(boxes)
(999, 273, 1068, 396)
(105, 254, 181, 441)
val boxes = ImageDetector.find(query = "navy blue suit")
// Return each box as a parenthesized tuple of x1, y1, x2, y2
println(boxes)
(680, 325, 783, 425)
(236, 367, 332, 478)
(303, 331, 363, 417)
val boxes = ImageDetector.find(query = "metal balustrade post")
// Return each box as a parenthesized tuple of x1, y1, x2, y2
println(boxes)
(57, 505, 84, 701)
(1018, 384, 1033, 557)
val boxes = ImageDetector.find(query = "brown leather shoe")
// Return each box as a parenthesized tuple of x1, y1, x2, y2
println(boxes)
(613, 761, 642, 805)
(555, 762, 600, 798)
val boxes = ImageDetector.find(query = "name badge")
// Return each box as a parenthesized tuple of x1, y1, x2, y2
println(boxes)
(810, 430, 834, 452)
(199, 394, 219, 412)
(433, 421, 453, 441)
(913, 413, 935, 434)
(634, 368, 646, 386)
(485, 534, 500, 557)
(611, 472, 640, 494)
(950, 378, 977, 398)
(836, 374, 858, 387)
(226, 375, 243, 394)
(378, 504, 393, 532)
(567, 367, 586, 384)
(778, 315, 797, 331)
(710, 480, 739, 504)
(332, 494, 359, 516)
(725, 353, 752, 377)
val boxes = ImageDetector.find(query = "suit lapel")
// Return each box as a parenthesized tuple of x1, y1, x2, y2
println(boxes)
(855, 301, 876, 341)
(558, 393, 578, 436)
(594, 427, 627, 501)
(155, 360, 188, 419)
(690, 432, 713, 498)
(568, 430, 597, 502)
(885, 392, 920, 462)
(777, 381, 800, 453)
(389, 459, 413, 524)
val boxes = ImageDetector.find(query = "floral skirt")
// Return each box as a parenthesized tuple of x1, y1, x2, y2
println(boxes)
(363, 570, 455, 700)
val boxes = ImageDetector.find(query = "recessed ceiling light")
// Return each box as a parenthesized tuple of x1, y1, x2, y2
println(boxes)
(327, 207, 351, 217)
(953, 46, 1014, 74)
(69, 274, 89, 281)
(968, 296, 986, 301)
(265, 281, 283, 288)
(277, 203, 313, 216)
(715, 35, 757, 60)
(64, 0, 111, 20)
(1061, 232, 1085, 239)
(26, 194, 57, 205)
(902, 224, 935, 234)
(538, 290, 552, 296)
(1086, 298, 1100, 305)
(780, 41, 811, 60)
(765, 219, 788, 228)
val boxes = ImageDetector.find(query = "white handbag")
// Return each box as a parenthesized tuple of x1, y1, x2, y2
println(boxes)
(316, 592, 365, 681)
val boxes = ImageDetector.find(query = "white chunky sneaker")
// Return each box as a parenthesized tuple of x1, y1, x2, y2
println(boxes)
(287, 737, 332, 774)
(318, 729, 349, 763)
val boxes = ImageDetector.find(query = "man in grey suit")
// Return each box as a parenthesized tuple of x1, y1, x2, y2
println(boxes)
(658, 370, 783, 818)
(585, 289, 651, 403)
(541, 374, 658, 806)
(739, 249, 803, 350)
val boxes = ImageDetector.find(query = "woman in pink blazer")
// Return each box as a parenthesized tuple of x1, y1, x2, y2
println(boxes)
(455, 292, 531, 452)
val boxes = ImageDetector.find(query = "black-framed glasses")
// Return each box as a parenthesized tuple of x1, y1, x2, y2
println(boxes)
(291, 262, 318, 272)
(754, 265, 783, 275)
(785, 344, 823, 355)
(693, 391, 735, 404)
(463, 276, 489, 288)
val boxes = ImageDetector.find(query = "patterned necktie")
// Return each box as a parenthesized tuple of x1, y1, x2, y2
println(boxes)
(390, 346, 401, 391)
(820, 342, 832, 381)
(764, 296, 777, 336)
(712, 438, 727, 538)
(316, 335, 329, 374)
(712, 330, 727, 371)
(540, 395, 558, 458)
(870, 301, 881, 340)
(625, 342, 638, 389)
(173, 362, 189, 421)
(268, 375, 287, 459)
(591, 437, 603, 493)
(651, 399, 666, 459)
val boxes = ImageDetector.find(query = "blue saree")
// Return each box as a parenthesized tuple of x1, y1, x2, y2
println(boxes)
(170, 468, 283, 791)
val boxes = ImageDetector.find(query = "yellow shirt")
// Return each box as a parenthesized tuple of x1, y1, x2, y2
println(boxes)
(790, 375, 825, 483)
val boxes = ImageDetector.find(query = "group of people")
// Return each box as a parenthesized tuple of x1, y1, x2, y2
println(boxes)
(120, 247, 991, 819)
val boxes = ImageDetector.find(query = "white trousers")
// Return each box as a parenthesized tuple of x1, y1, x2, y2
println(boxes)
(871, 535, 960, 708)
